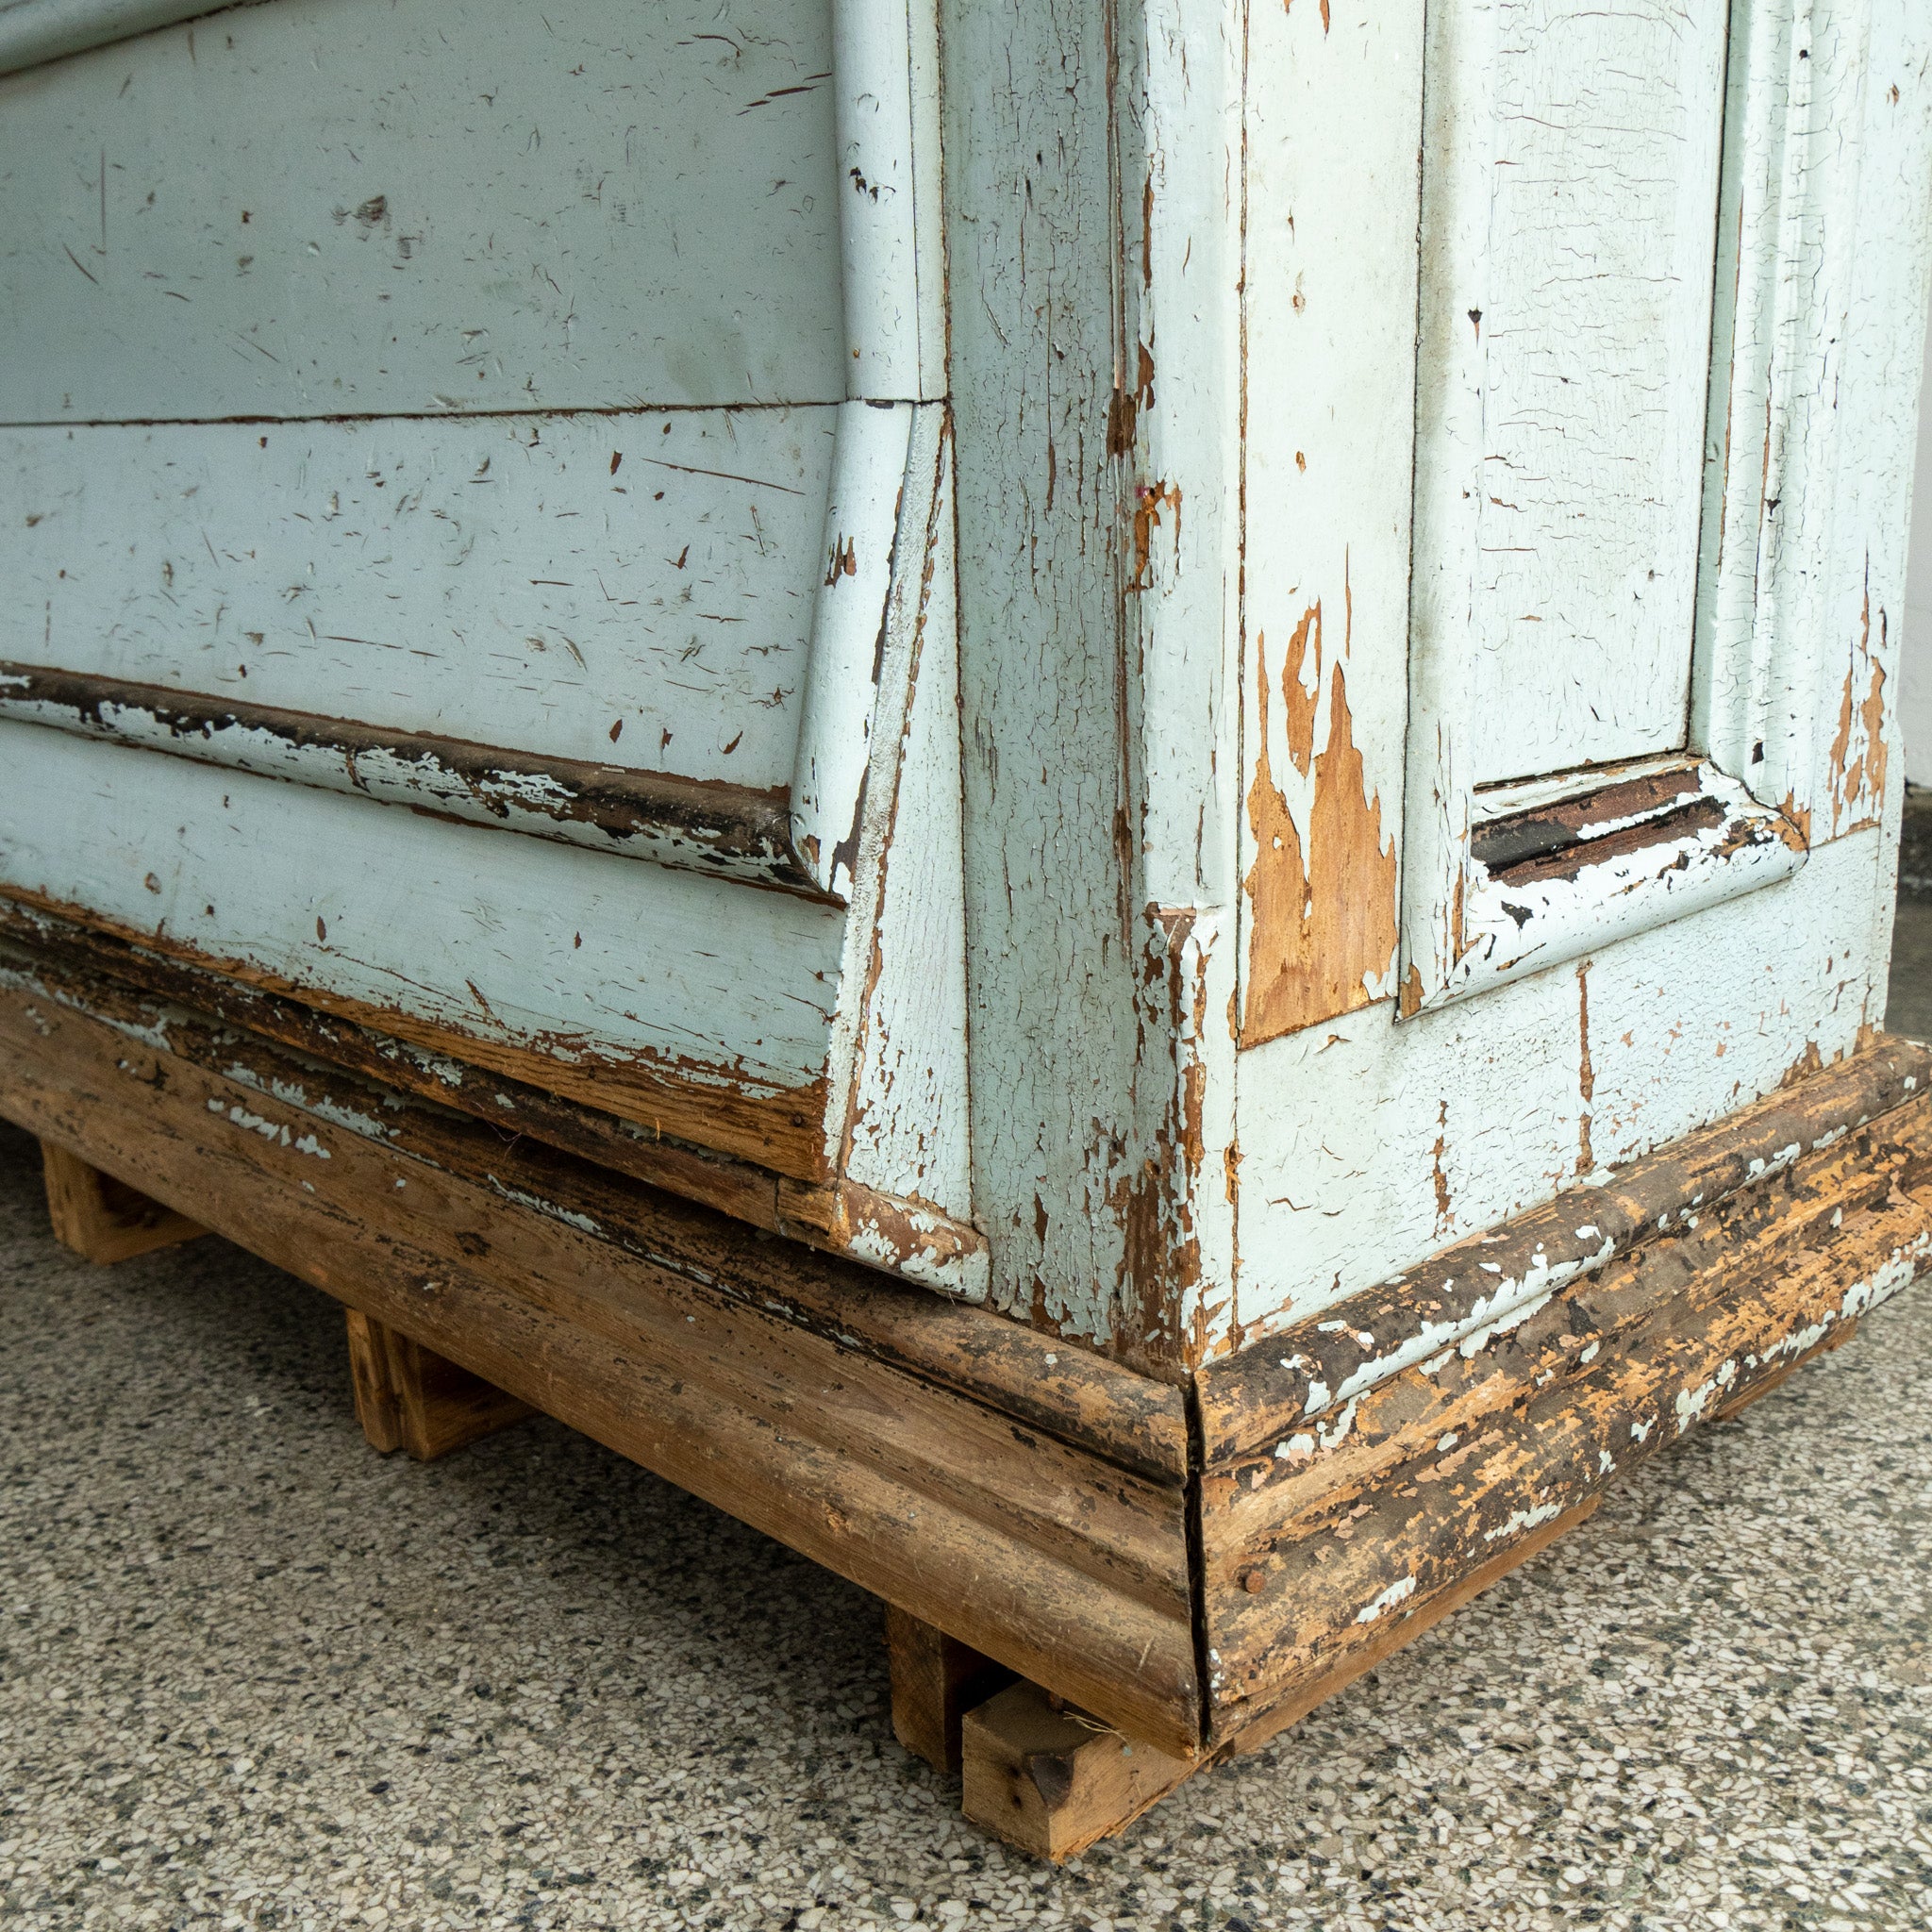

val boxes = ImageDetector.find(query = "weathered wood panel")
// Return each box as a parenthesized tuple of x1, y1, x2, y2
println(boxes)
(0, 0, 843, 420)
(1412, 0, 1728, 786)
(0, 724, 845, 1171)
(1198, 1052, 1932, 1737)
(0, 916, 1192, 1483)
(0, 976, 1202, 1755)
(1203, 1037, 1932, 1457)
(2, 408, 834, 791)
(941, 0, 1146, 1353)
(837, 419, 974, 1226)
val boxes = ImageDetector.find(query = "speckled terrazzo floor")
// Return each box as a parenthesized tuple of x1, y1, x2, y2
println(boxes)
(5, 1097, 1932, 1932)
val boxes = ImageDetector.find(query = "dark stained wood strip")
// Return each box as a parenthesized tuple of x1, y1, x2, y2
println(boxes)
(0, 660, 820, 890)
(1199, 1036, 1932, 1460)
(0, 933, 1190, 1486)
(0, 979, 1203, 1757)
(1469, 763, 1707, 871)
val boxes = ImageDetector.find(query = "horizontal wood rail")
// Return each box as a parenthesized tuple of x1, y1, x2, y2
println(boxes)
(0, 662, 818, 891)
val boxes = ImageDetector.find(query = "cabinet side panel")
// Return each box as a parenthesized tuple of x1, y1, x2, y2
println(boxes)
(1230, 832, 1885, 1339)
(0, 0, 844, 418)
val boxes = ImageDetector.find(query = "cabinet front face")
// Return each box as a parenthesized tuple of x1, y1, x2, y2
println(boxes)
(1230, 0, 1924, 1346)
(0, 0, 954, 1184)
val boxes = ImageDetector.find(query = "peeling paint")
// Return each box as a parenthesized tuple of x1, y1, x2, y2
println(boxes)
(1241, 650, 1399, 1047)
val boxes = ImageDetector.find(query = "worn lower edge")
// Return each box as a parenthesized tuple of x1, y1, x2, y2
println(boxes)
(1199, 1074, 1932, 1747)
(0, 945, 1185, 1484)
(0, 974, 1202, 1754)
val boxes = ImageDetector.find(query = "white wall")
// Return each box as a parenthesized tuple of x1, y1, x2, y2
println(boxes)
(1900, 305, 1932, 783)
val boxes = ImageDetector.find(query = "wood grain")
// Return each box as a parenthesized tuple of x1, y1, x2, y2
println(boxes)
(0, 921, 1188, 1485)
(1200, 1067, 1932, 1737)
(344, 1308, 535, 1462)
(960, 1680, 1195, 1861)
(0, 976, 1202, 1755)
(883, 1604, 1012, 1774)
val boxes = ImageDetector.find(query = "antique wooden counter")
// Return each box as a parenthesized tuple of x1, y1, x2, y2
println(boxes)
(2, 0, 1929, 1857)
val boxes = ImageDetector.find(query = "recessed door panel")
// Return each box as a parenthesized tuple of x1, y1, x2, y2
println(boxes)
(1414, 0, 1730, 786)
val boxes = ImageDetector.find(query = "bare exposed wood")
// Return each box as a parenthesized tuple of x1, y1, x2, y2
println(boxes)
(40, 1137, 206, 1266)
(960, 1681, 1196, 1861)
(345, 1307, 535, 1461)
(0, 926, 1187, 1485)
(1469, 760, 1710, 871)
(0, 979, 1202, 1755)
(884, 1604, 1012, 1774)
(1200, 1036, 1932, 1460)
(0, 892, 789, 1228)
(0, 880, 833, 1183)
(0, 663, 815, 890)
(1200, 1075, 1932, 1733)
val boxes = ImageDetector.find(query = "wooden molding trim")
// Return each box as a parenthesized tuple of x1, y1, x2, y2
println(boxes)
(0, 950, 1187, 1488)
(1199, 1041, 1932, 1741)
(3, 923, 1925, 1783)
(0, 885, 832, 1181)
(0, 903, 1009, 1392)
(0, 1, 217, 81)
(1203, 1035, 1932, 1457)
(0, 661, 816, 891)
(1402, 758, 1807, 1016)
(0, 973, 1202, 1755)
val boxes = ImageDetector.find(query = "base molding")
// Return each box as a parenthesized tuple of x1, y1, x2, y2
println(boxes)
(1198, 1038, 1932, 1745)
(2, 938, 1927, 1845)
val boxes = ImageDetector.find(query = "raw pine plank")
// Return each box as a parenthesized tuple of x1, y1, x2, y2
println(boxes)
(884, 1605, 1012, 1774)
(960, 1681, 1195, 1861)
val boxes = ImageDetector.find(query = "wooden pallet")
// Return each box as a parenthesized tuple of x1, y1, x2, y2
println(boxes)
(5, 954, 1927, 1855)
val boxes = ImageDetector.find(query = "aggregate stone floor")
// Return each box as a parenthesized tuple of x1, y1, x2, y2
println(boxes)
(4, 1058, 1932, 1931)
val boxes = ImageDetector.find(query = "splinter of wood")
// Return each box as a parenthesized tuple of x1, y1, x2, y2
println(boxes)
(883, 1602, 1013, 1774)
(344, 1307, 534, 1461)
(960, 1680, 1196, 1861)
(40, 1139, 206, 1265)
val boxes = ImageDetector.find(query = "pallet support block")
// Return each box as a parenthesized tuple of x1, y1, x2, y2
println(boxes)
(961, 1680, 1196, 1861)
(345, 1307, 535, 1461)
(884, 1603, 1014, 1774)
(40, 1138, 206, 1265)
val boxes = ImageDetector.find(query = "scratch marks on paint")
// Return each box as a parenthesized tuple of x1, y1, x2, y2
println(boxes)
(1241, 592, 1398, 1047)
